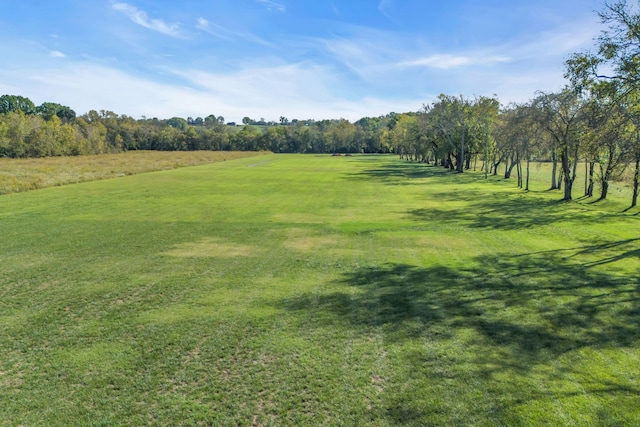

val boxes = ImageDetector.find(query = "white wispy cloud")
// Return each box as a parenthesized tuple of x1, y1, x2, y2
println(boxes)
(256, 0, 286, 13)
(196, 17, 232, 40)
(112, 2, 184, 38)
(0, 56, 420, 121)
(196, 16, 275, 47)
(322, 30, 398, 82)
(400, 54, 511, 69)
(378, 0, 394, 18)
(50, 50, 65, 58)
(196, 17, 208, 30)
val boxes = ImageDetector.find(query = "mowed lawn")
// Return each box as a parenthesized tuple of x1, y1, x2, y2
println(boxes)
(0, 154, 638, 426)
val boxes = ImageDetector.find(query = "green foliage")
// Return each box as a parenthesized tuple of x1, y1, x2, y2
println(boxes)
(414, 95, 500, 169)
(0, 96, 402, 158)
(36, 102, 76, 122)
(0, 94, 36, 115)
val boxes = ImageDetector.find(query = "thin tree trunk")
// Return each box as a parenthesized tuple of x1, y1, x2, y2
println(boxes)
(505, 155, 517, 179)
(563, 177, 572, 200)
(587, 162, 594, 197)
(525, 157, 530, 191)
(600, 180, 609, 200)
(558, 169, 563, 190)
(459, 126, 465, 173)
(632, 156, 639, 208)
(517, 159, 523, 188)
(584, 159, 588, 196)
(484, 128, 489, 179)
(561, 148, 573, 200)
(551, 151, 558, 189)
(599, 148, 615, 200)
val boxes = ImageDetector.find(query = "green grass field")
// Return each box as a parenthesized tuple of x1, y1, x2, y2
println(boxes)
(1, 154, 638, 426)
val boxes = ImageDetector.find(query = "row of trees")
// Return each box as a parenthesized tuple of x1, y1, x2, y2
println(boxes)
(383, 84, 639, 208)
(383, 0, 640, 208)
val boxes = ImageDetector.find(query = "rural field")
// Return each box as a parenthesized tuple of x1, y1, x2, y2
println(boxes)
(0, 151, 267, 195)
(0, 153, 639, 426)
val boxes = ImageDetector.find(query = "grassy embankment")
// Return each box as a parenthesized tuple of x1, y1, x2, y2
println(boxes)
(0, 154, 638, 425)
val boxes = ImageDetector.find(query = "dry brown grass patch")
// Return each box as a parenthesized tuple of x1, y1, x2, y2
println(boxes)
(163, 237, 257, 258)
(0, 151, 267, 194)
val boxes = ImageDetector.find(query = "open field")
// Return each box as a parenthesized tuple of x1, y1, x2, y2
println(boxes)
(0, 150, 267, 195)
(1, 154, 639, 425)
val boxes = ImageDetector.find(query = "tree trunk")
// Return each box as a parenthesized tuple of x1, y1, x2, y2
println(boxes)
(586, 162, 595, 197)
(525, 157, 530, 191)
(584, 159, 588, 196)
(563, 179, 572, 200)
(600, 180, 609, 200)
(632, 156, 639, 208)
(561, 148, 573, 201)
(484, 130, 489, 179)
(558, 169, 563, 190)
(458, 125, 465, 173)
(493, 160, 500, 176)
(505, 155, 517, 179)
(599, 148, 615, 200)
(517, 159, 523, 188)
(551, 151, 558, 189)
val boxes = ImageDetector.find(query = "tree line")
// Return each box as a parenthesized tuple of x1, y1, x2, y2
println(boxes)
(1, 1, 639, 207)
(0, 95, 402, 158)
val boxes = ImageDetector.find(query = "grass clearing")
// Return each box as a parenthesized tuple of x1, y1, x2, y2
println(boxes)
(0, 154, 639, 425)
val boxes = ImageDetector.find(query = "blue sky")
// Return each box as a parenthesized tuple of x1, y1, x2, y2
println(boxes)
(0, 0, 603, 122)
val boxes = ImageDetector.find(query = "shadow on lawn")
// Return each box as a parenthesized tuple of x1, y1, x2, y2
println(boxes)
(406, 191, 625, 231)
(277, 240, 640, 424)
(350, 159, 638, 229)
(287, 245, 639, 356)
(346, 162, 471, 185)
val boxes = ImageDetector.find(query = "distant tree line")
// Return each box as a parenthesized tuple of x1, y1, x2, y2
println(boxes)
(0, 94, 402, 158)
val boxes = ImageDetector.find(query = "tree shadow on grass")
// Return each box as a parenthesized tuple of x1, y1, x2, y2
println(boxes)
(276, 241, 640, 424)
(406, 192, 623, 231)
(346, 158, 517, 186)
(345, 161, 477, 186)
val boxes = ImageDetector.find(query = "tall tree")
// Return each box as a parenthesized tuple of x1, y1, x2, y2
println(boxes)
(532, 90, 585, 201)
(565, 0, 640, 207)
(581, 81, 631, 199)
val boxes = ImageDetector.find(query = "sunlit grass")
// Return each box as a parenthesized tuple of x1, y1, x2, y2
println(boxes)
(0, 154, 638, 425)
